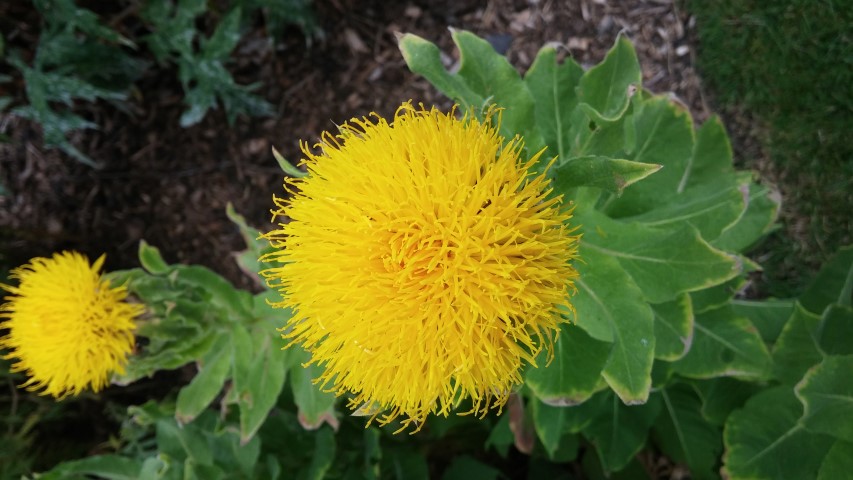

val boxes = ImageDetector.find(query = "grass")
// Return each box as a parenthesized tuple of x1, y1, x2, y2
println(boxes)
(689, 0, 852, 296)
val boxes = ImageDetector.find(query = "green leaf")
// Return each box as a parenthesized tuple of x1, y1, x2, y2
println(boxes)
(203, 8, 241, 60)
(302, 427, 336, 480)
(138, 240, 170, 274)
(711, 183, 780, 252)
(442, 455, 504, 480)
(484, 413, 513, 458)
(630, 174, 748, 242)
(290, 348, 337, 427)
(672, 304, 772, 380)
(399, 30, 535, 142)
(233, 327, 289, 443)
(138, 457, 166, 480)
(174, 266, 253, 319)
(37, 455, 143, 480)
(652, 294, 694, 361)
(602, 95, 695, 217)
(772, 303, 824, 385)
(551, 156, 662, 195)
(582, 392, 662, 473)
(381, 446, 430, 480)
(577, 210, 740, 304)
(684, 115, 734, 189)
(536, 390, 610, 437)
(572, 248, 654, 404)
(531, 398, 570, 458)
(723, 386, 833, 480)
(796, 355, 853, 442)
(692, 377, 761, 426)
(581, 453, 650, 480)
(817, 304, 853, 355)
(799, 245, 853, 314)
(731, 298, 793, 345)
(691, 277, 745, 314)
(525, 323, 610, 406)
(654, 384, 722, 480)
(176, 335, 232, 424)
(577, 34, 641, 123)
(225, 202, 274, 285)
(156, 417, 213, 466)
(817, 440, 853, 480)
(272, 146, 307, 178)
(523, 45, 584, 157)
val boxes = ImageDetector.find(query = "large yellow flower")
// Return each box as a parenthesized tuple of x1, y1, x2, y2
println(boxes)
(0, 251, 143, 398)
(262, 103, 580, 430)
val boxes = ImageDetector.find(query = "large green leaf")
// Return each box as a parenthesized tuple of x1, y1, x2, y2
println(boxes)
(654, 384, 722, 480)
(799, 245, 853, 314)
(290, 348, 338, 427)
(531, 398, 570, 459)
(572, 248, 654, 404)
(37, 455, 143, 480)
(692, 377, 761, 426)
(683, 115, 734, 189)
(382, 445, 430, 480)
(176, 335, 233, 424)
(225, 202, 275, 285)
(301, 427, 336, 480)
(156, 417, 213, 467)
(817, 304, 853, 355)
(672, 305, 772, 380)
(652, 294, 693, 361)
(711, 183, 780, 252)
(523, 45, 584, 157)
(690, 277, 744, 315)
(398, 29, 535, 142)
(577, 210, 740, 304)
(525, 323, 610, 406)
(772, 303, 824, 385)
(232, 324, 289, 443)
(551, 156, 662, 195)
(796, 355, 853, 442)
(723, 386, 833, 480)
(582, 392, 662, 473)
(817, 440, 853, 480)
(577, 34, 641, 123)
(442, 455, 503, 480)
(630, 174, 747, 241)
(731, 297, 793, 345)
(602, 95, 695, 217)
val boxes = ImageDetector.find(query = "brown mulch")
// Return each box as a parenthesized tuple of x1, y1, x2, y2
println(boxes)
(1, 0, 725, 293)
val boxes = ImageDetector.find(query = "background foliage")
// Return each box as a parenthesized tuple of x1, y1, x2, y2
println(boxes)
(688, 0, 852, 296)
(1, 0, 317, 167)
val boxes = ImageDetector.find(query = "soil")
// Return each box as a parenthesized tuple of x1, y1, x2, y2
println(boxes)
(0, 0, 721, 293)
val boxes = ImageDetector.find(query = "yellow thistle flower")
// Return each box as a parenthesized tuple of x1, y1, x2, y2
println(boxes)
(0, 251, 143, 399)
(261, 102, 580, 431)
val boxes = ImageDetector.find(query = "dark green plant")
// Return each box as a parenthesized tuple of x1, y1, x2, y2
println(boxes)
(141, 0, 273, 127)
(4, 0, 318, 166)
(398, 30, 852, 479)
(7, 0, 142, 167)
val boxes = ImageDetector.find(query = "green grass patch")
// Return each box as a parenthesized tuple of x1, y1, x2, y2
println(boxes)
(689, 0, 852, 296)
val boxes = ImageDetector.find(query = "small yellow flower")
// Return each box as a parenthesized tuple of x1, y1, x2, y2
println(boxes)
(0, 251, 143, 399)
(262, 102, 580, 430)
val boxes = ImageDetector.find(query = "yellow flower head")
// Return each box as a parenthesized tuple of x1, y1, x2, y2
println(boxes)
(0, 251, 143, 399)
(262, 102, 580, 430)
